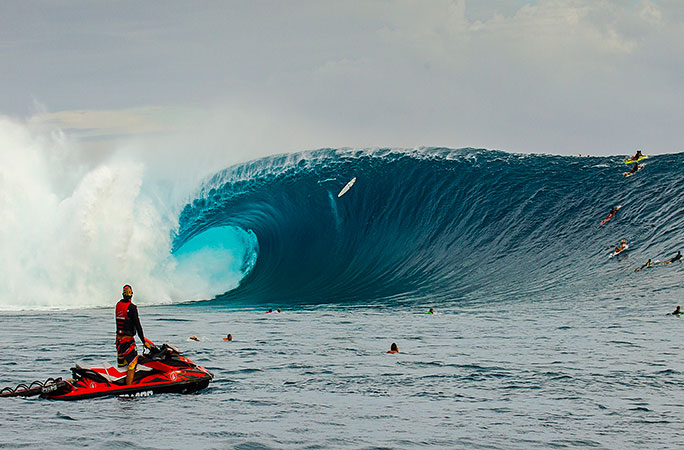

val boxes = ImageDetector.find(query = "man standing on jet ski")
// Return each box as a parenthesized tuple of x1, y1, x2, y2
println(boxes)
(116, 284, 151, 385)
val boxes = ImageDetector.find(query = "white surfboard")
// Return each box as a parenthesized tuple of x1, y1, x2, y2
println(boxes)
(337, 177, 356, 198)
(609, 243, 629, 258)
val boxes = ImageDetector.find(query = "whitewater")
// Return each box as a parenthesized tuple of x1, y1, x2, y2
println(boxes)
(2, 117, 684, 448)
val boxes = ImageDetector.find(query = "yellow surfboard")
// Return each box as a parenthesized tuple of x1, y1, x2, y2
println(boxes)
(624, 155, 648, 164)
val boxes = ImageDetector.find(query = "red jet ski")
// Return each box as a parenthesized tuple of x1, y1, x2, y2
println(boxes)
(1, 343, 213, 400)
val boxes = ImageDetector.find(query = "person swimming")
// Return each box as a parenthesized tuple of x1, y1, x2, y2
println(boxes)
(387, 343, 399, 354)
(630, 149, 643, 161)
(189, 336, 200, 342)
(634, 259, 652, 272)
(629, 162, 640, 174)
(425, 308, 434, 314)
(663, 251, 682, 265)
(670, 306, 682, 316)
(223, 334, 233, 341)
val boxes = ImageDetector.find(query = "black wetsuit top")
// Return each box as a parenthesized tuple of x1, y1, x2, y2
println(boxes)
(116, 299, 145, 342)
(670, 253, 682, 263)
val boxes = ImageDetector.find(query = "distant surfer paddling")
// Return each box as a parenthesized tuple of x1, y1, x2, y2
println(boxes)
(337, 177, 357, 198)
(623, 162, 642, 177)
(610, 239, 628, 258)
(626, 149, 643, 162)
(633, 259, 652, 272)
(600, 205, 621, 225)
(662, 251, 682, 265)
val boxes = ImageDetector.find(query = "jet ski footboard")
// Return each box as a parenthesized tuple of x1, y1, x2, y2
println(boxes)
(70, 366, 111, 385)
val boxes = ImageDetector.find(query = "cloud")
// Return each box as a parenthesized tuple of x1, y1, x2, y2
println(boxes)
(1, 1, 683, 155)
(28, 107, 174, 141)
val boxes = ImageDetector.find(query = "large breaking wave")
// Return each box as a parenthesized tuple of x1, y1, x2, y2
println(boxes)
(2, 111, 682, 310)
(176, 148, 684, 307)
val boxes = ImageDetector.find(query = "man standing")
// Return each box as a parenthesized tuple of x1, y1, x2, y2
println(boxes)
(115, 284, 150, 385)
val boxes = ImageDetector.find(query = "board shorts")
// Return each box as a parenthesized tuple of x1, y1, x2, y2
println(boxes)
(116, 335, 138, 368)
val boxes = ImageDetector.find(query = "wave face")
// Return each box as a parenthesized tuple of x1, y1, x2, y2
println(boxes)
(175, 149, 684, 306)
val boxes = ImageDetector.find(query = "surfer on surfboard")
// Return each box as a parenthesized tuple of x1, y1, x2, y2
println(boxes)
(600, 205, 621, 225)
(610, 239, 628, 258)
(623, 162, 642, 177)
(662, 251, 682, 265)
(628, 149, 643, 162)
(634, 259, 652, 272)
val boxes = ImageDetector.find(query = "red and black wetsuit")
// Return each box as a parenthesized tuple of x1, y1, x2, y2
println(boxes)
(115, 298, 145, 367)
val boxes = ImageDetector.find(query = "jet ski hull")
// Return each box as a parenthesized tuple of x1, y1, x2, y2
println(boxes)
(38, 343, 214, 400)
(43, 368, 213, 400)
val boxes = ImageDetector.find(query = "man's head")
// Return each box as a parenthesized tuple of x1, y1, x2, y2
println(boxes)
(122, 284, 133, 299)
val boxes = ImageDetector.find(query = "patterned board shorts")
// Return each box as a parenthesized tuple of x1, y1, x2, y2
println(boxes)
(116, 336, 138, 368)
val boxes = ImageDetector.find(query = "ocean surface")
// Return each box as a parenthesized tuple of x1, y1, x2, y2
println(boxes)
(2, 148, 684, 448)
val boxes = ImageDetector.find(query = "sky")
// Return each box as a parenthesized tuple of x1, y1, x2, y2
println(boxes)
(1, 0, 683, 158)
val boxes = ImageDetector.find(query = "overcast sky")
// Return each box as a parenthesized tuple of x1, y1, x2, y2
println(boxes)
(1, 0, 682, 157)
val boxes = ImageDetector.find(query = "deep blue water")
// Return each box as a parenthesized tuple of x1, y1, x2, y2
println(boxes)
(177, 148, 684, 307)
(2, 148, 684, 448)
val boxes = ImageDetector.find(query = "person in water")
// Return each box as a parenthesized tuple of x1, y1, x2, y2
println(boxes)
(426, 308, 434, 314)
(634, 259, 652, 272)
(670, 306, 682, 315)
(629, 162, 640, 174)
(632, 149, 643, 160)
(116, 284, 151, 385)
(614, 239, 627, 253)
(387, 343, 399, 354)
(223, 333, 233, 341)
(664, 251, 682, 265)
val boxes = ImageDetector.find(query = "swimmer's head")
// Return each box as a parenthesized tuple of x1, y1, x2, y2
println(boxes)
(390, 343, 398, 352)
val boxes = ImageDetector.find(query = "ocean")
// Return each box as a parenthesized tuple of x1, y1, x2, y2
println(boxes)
(2, 147, 684, 448)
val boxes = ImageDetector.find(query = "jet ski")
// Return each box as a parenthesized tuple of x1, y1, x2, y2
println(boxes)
(1, 342, 213, 400)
